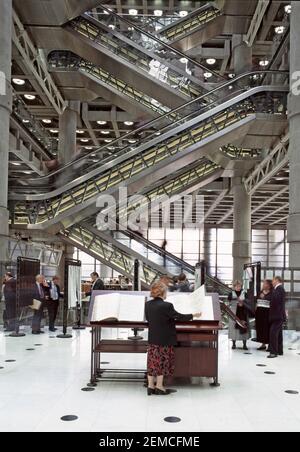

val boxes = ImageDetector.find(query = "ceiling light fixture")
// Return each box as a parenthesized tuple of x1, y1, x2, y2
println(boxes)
(179, 11, 188, 17)
(259, 59, 269, 67)
(24, 94, 36, 100)
(42, 119, 51, 124)
(129, 9, 138, 16)
(22, 119, 30, 123)
(154, 10, 163, 17)
(101, 130, 110, 135)
(275, 26, 285, 34)
(104, 138, 113, 143)
(228, 73, 236, 79)
(97, 120, 107, 125)
(12, 78, 25, 86)
(11, 162, 21, 166)
(80, 138, 89, 142)
(206, 58, 216, 65)
(203, 72, 213, 79)
(124, 121, 134, 126)
(76, 129, 85, 134)
(284, 4, 291, 14)
(180, 57, 188, 64)
(50, 129, 58, 133)
(85, 146, 93, 150)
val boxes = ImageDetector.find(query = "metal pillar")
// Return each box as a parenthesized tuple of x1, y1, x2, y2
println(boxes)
(287, 1, 300, 267)
(232, 177, 251, 282)
(0, 0, 12, 261)
(58, 101, 79, 163)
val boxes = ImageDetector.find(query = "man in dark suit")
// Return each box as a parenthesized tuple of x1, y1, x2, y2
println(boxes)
(268, 276, 286, 358)
(3, 273, 16, 332)
(31, 274, 49, 334)
(47, 276, 62, 332)
(86, 272, 104, 299)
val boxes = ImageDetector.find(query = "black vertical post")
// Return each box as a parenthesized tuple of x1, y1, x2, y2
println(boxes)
(129, 259, 142, 340)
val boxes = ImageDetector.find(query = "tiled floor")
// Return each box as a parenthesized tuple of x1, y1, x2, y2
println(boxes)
(0, 326, 300, 432)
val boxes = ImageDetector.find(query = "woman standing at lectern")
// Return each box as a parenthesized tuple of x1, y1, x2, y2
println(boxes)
(145, 281, 201, 395)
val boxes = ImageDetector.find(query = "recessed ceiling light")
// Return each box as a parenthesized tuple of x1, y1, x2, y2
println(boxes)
(50, 129, 58, 133)
(12, 78, 25, 86)
(42, 119, 51, 124)
(80, 138, 89, 142)
(76, 129, 85, 134)
(284, 4, 291, 14)
(85, 146, 93, 150)
(11, 162, 21, 166)
(124, 121, 134, 126)
(101, 130, 110, 135)
(97, 120, 107, 125)
(259, 59, 269, 67)
(23, 170, 32, 174)
(22, 119, 30, 123)
(128, 139, 137, 144)
(179, 10, 188, 17)
(24, 94, 36, 100)
(108, 24, 115, 30)
(180, 57, 188, 64)
(275, 26, 285, 34)
(104, 138, 113, 143)
(203, 72, 212, 79)
(206, 58, 216, 65)
(155, 131, 161, 136)
(129, 9, 138, 16)
(228, 73, 236, 79)
(154, 10, 163, 17)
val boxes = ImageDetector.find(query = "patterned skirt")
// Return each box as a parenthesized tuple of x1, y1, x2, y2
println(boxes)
(147, 344, 175, 377)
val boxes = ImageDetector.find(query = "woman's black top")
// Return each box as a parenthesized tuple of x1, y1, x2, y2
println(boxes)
(145, 297, 193, 346)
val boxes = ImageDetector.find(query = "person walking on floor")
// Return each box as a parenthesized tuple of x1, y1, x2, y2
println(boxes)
(145, 281, 201, 395)
(3, 272, 16, 332)
(228, 280, 251, 350)
(268, 276, 286, 359)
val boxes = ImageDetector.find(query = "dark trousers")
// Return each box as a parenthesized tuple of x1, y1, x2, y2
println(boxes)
(32, 302, 44, 332)
(47, 300, 59, 330)
(5, 301, 16, 330)
(269, 320, 284, 355)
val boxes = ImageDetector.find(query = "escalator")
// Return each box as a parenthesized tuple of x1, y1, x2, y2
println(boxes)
(59, 222, 230, 295)
(9, 78, 288, 232)
(157, 0, 258, 52)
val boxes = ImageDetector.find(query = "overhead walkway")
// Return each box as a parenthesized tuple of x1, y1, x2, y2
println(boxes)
(9, 77, 288, 232)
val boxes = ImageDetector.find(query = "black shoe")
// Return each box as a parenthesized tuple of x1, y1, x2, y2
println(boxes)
(279, 352, 284, 356)
(4, 328, 15, 332)
(154, 388, 171, 395)
(267, 354, 278, 359)
(243, 345, 249, 351)
(147, 388, 155, 396)
(232, 344, 236, 350)
(49, 328, 57, 332)
(258, 345, 267, 351)
(39, 330, 45, 334)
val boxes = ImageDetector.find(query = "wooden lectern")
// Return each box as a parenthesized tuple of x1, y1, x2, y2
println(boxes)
(89, 291, 222, 387)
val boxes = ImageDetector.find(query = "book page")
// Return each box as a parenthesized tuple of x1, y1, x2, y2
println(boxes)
(118, 294, 146, 322)
(92, 293, 121, 321)
(167, 285, 214, 320)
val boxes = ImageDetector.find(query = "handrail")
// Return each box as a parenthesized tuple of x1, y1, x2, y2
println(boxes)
(18, 69, 288, 183)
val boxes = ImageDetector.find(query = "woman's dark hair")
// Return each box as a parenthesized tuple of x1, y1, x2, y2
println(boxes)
(178, 273, 187, 282)
(264, 279, 273, 291)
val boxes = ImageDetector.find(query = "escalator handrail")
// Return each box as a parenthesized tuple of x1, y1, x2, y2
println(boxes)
(14, 69, 289, 185)
(9, 82, 288, 201)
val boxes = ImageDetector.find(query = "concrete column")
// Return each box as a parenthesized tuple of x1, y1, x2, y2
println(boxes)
(0, 0, 12, 262)
(232, 177, 251, 281)
(58, 101, 80, 163)
(232, 34, 252, 75)
(287, 1, 300, 267)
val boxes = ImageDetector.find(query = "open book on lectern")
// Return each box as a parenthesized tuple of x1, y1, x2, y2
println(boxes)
(91, 293, 147, 322)
(167, 285, 214, 321)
